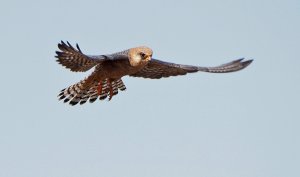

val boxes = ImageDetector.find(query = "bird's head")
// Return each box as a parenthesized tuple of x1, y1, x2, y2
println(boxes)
(128, 46, 153, 67)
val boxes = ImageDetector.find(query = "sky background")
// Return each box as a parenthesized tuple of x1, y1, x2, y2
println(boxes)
(0, 0, 299, 177)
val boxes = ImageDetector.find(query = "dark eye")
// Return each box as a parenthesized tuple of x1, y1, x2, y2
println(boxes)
(140, 52, 146, 58)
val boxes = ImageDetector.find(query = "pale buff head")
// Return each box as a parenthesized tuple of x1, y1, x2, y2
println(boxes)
(128, 46, 153, 67)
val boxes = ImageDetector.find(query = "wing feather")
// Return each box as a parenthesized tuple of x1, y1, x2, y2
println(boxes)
(55, 41, 106, 72)
(130, 58, 253, 79)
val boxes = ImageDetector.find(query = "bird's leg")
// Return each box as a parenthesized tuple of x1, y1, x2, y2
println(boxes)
(97, 81, 102, 96)
(107, 79, 114, 101)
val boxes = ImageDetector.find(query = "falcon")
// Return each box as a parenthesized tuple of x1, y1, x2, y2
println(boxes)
(55, 41, 253, 105)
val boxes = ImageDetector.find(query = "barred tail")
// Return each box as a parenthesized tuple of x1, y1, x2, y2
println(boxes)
(58, 78, 126, 106)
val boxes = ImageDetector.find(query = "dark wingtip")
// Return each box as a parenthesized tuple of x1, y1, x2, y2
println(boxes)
(119, 87, 126, 91)
(61, 40, 66, 46)
(63, 98, 70, 103)
(58, 41, 67, 50)
(241, 59, 254, 68)
(80, 100, 87, 105)
(89, 97, 97, 103)
(69, 101, 79, 106)
(58, 95, 66, 100)
(58, 91, 64, 97)
(58, 40, 63, 46)
(76, 43, 82, 53)
(234, 58, 245, 63)
(55, 51, 62, 56)
(99, 95, 107, 100)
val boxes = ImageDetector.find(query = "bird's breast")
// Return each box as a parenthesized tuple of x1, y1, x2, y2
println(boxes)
(97, 60, 146, 79)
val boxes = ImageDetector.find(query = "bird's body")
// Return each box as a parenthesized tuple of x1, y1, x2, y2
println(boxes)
(55, 41, 253, 105)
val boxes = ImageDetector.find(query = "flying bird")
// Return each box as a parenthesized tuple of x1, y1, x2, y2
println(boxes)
(55, 41, 253, 105)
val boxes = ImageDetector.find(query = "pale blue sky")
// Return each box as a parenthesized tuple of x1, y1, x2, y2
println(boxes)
(0, 0, 299, 177)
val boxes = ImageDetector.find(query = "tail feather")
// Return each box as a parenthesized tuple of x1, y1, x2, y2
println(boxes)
(116, 79, 126, 91)
(99, 80, 109, 100)
(58, 78, 126, 105)
(112, 81, 118, 95)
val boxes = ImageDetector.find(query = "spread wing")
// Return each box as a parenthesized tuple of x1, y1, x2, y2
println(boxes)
(55, 41, 106, 72)
(130, 58, 253, 79)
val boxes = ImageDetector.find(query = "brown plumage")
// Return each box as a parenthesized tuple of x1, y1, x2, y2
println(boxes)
(55, 41, 253, 105)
